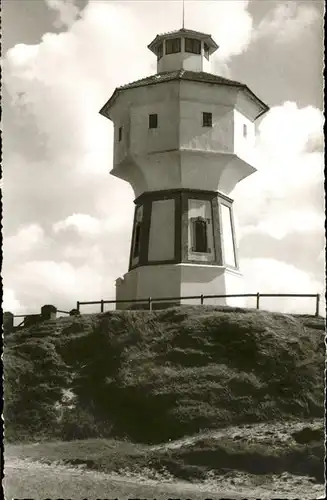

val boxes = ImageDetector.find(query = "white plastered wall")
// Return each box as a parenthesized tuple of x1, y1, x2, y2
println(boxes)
(115, 263, 246, 308)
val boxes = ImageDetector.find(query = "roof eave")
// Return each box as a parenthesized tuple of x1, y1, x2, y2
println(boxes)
(203, 36, 219, 52)
(254, 104, 270, 121)
(242, 86, 270, 120)
(99, 89, 119, 119)
(176, 76, 268, 118)
(147, 37, 160, 54)
(99, 73, 270, 121)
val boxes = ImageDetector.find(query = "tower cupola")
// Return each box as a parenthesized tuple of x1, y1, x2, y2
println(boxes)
(147, 28, 218, 73)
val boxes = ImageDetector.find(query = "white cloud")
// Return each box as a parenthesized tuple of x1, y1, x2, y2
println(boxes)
(5, 224, 45, 254)
(45, 0, 80, 28)
(181, 0, 253, 60)
(241, 258, 325, 316)
(233, 102, 324, 238)
(2, 288, 25, 314)
(256, 102, 324, 159)
(61, 243, 103, 262)
(3, 224, 50, 271)
(232, 100, 325, 314)
(254, 1, 320, 43)
(53, 213, 101, 235)
(9, 260, 107, 312)
(241, 210, 324, 241)
(52, 211, 133, 238)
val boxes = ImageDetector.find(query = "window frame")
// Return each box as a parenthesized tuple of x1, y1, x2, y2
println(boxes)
(185, 37, 201, 55)
(165, 37, 181, 55)
(202, 112, 213, 128)
(149, 113, 158, 129)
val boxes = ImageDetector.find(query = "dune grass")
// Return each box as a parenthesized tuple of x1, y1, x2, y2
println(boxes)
(4, 306, 325, 444)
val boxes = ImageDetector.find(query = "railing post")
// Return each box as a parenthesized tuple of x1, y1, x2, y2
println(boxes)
(315, 294, 320, 317)
(200, 294, 204, 305)
(100, 300, 104, 313)
(256, 292, 260, 310)
(148, 297, 152, 311)
(77, 301, 80, 312)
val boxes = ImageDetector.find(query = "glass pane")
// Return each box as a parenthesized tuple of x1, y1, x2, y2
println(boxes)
(133, 223, 141, 257)
(149, 114, 158, 129)
(166, 38, 181, 54)
(185, 38, 201, 54)
(194, 219, 208, 252)
(203, 112, 212, 127)
(221, 204, 236, 267)
(131, 205, 143, 264)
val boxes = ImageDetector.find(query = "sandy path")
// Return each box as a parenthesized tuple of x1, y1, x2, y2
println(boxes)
(3, 458, 325, 500)
(3, 458, 243, 500)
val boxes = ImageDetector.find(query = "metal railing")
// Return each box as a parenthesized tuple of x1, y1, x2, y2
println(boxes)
(4, 293, 321, 336)
(76, 292, 321, 317)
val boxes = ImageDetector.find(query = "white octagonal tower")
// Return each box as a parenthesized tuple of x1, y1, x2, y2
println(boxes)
(100, 28, 269, 309)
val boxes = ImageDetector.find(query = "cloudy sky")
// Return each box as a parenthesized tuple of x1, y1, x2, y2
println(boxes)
(2, 0, 325, 316)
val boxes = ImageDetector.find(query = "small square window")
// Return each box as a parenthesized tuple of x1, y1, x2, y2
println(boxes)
(149, 113, 158, 129)
(203, 112, 212, 127)
(118, 126, 122, 141)
(243, 124, 248, 138)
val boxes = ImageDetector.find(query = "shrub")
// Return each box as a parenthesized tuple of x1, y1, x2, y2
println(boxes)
(57, 405, 113, 441)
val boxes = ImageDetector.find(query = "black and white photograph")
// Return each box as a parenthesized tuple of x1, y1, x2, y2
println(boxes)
(1, 0, 325, 498)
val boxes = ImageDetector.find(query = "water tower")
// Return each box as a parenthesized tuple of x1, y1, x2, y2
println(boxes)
(100, 28, 269, 309)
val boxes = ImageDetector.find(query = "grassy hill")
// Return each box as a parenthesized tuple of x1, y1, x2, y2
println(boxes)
(3, 305, 325, 494)
(4, 305, 325, 445)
